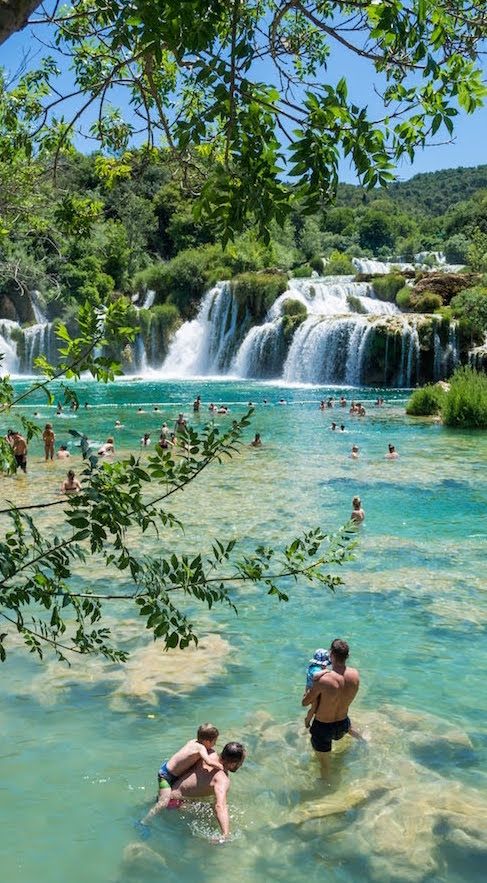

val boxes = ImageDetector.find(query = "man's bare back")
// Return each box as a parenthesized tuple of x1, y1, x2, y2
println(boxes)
(311, 666, 359, 723)
(302, 639, 361, 765)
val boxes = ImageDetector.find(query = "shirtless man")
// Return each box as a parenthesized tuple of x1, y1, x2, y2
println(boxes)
(166, 742, 245, 840)
(12, 431, 28, 473)
(302, 639, 360, 775)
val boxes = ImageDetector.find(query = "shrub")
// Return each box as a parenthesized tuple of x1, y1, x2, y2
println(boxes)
(372, 273, 406, 302)
(406, 385, 446, 416)
(291, 263, 313, 278)
(231, 272, 288, 322)
(413, 292, 443, 313)
(325, 250, 354, 275)
(450, 287, 487, 337)
(442, 367, 487, 428)
(309, 256, 325, 274)
(280, 298, 307, 318)
(346, 294, 367, 314)
(396, 286, 412, 310)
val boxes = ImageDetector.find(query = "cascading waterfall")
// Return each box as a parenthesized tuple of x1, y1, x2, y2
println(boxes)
(0, 320, 21, 374)
(161, 282, 245, 376)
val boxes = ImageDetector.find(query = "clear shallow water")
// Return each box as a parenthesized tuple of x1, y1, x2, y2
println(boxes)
(1, 379, 487, 883)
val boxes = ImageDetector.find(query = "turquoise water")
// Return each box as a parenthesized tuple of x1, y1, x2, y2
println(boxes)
(1, 379, 487, 883)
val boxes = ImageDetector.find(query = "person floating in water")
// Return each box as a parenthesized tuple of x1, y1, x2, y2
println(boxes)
(61, 470, 81, 494)
(351, 495, 365, 523)
(144, 723, 224, 820)
(302, 639, 362, 776)
(385, 443, 399, 459)
(98, 437, 115, 457)
(304, 649, 331, 729)
(42, 423, 55, 461)
(250, 433, 262, 447)
(149, 741, 246, 841)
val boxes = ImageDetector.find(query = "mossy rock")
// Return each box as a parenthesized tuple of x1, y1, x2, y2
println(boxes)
(412, 272, 478, 305)
(231, 271, 288, 323)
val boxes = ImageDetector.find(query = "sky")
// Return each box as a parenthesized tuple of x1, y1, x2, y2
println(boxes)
(1, 10, 486, 185)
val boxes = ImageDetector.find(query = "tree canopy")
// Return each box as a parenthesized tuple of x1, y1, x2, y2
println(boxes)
(0, 1, 486, 242)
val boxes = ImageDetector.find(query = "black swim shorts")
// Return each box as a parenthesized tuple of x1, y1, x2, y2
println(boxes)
(310, 717, 350, 753)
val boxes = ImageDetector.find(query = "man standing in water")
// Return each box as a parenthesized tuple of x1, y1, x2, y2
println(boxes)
(166, 742, 245, 841)
(302, 639, 360, 775)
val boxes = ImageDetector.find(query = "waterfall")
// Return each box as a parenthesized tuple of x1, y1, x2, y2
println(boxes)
(232, 320, 286, 378)
(352, 258, 415, 275)
(396, 321, 420, 387)
(433, 326, 442, 381)
(270, 277, 399, 318)
(283, 317, 372, 384)
(161, 282, 243, 376)
(444, 322, 460, 375)
(0, 320, 21, 375)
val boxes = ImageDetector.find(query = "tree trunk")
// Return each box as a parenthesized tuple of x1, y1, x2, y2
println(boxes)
(0, 0, 42, 46)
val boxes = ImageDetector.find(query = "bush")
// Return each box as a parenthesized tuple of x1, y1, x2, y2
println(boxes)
(309, 256, 325, 274)
(406, 385, 446, 416)
(396, 286, 412, 310)
(442, 367, 487, 428)
(291, 263, 313, 278)
(280, 298, 307, 318)
(413, 292, 443, 313)
(231, 272, 288, 322)
(450, 287, 487, 337)
(325, 250, 354, 275)
(372, 273, 406, 302)
(346, 294, 367, 314)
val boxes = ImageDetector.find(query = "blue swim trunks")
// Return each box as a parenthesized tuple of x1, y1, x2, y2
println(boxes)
(158, 760, 177, 790)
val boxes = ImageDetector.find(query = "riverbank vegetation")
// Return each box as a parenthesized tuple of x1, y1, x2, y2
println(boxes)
(406, 368, 487, 427)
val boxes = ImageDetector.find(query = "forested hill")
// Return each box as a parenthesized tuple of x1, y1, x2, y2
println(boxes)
(337, 165, 487, 216)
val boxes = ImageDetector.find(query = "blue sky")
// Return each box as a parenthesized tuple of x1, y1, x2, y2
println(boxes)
(1, 14, 486, 185)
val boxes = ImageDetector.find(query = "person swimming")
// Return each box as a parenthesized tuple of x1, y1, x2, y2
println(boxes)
(385, 443, 399, 459)
(250, 433, 262, 447)
(61, 470, 81, 494)
(350, 444, 359, 459)
(351, 495, 365, 523)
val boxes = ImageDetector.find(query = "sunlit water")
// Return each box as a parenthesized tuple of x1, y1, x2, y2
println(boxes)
(1, 379, 487, 883)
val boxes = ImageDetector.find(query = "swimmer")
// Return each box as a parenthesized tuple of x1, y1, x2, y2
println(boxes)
(304, 649, 331, 729)
(137, 407, 145, 415)
(61, 470, 81, 494)
(153, 405, 161, 413)
(339, 397, 347, 407)
(140, 432, 151, 447)
(350, 444, 359, 459)
(217, 405, 228, 414)
(84, 402, 89, 409)
(33, 411, 41, 419)
(208, 403, 217, 412)
(42, 423, 55, 461)
(278, 398, 287, 405)
(331, 422, 337, 431)
(302, 639, 363, 776)
(385, 443, 399, 460)
(114, 419, 124, 429)
(98, 437, 115, 457)
(319, 400, 326, 410)
(174, 412, 187, 433)
(340, 424, 345, 431)
(326, 397, 334, 408)
(351, 495, 365, 523)
(250, 432, 262, 447)
(143, 723, 224, 820)
(56, 445, 70, 459)
(263, 399, 268, 405)
(193, 395, 201, 413)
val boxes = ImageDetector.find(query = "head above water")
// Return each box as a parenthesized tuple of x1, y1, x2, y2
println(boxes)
(330, 638, 349, 664)
(352, 496, 361, 509)
(67, 470, 75, 479)
(197, 722, 219, 745)
(388, 443, 395, 452)
(220, 741, 246, 771)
